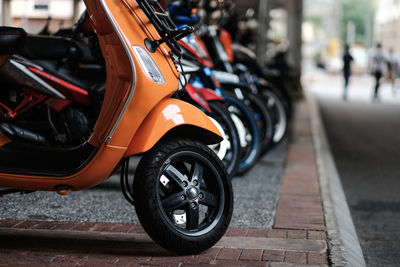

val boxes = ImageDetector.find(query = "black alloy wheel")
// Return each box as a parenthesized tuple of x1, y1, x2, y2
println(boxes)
(133, 138, 233, 255)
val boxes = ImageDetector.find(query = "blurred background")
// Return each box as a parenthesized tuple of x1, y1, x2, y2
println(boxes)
(0, 0, 395, 86)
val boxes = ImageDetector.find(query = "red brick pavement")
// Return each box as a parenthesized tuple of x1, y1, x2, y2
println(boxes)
(0, 220, 327, 266)
(0, 101, 328, 266)
(273, 101, 325, 231)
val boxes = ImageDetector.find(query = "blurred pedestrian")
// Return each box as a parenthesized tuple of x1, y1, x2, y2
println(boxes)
(342, 44, 353, 101)
(386, 48, 399, 96)
(371, 43, 385, 101)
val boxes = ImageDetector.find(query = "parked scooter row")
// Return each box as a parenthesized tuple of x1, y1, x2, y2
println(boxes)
(167, 0, 293, 177)
(0, 0, 234, 255)
(0, 1, 292, 179)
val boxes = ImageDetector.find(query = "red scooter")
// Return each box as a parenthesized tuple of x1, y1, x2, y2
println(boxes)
(0, 13, 104, 146)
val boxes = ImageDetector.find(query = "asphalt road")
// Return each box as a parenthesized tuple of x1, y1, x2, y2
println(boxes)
(0, 139, 287, 229)
(309, 71, 400, 266)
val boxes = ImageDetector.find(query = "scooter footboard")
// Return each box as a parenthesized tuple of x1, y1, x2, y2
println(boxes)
(124, 98, 223, 156)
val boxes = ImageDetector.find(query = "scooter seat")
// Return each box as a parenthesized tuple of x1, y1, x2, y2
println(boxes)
(0, 27, 27, 55)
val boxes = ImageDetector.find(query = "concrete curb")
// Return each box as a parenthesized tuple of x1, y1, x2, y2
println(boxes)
(305, 89, 366, 267)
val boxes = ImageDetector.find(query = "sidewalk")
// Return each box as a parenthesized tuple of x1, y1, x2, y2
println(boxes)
(0, 100, 329, 266)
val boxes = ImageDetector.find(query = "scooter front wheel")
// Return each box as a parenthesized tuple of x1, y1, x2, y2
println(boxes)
(207, 101, 241, 178)
(133, 138, 233, 255)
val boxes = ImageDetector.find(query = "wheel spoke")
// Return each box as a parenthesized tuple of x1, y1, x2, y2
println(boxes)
(199, 190, 218, 208)
(164, 165, 186, 188)
(162, 192, 186, 213)
(191, 162, 203, 185)
(186, 205, 199, 230)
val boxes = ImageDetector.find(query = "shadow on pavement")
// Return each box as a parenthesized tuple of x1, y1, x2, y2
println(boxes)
(0, 230, 171, 257)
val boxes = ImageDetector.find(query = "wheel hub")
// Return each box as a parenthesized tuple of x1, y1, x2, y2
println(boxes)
(186, 186, 199, 200)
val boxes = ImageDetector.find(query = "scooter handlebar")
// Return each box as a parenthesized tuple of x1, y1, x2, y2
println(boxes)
(174, 25, 194, 41)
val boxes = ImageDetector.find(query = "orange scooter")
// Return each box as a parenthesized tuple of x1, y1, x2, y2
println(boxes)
(0, 0, 233, 255)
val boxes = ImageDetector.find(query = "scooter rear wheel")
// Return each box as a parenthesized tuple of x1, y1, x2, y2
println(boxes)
(133, 138, 233, 255)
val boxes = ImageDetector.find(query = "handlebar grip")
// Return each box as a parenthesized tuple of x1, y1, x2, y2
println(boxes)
(174, 26, 195, 41)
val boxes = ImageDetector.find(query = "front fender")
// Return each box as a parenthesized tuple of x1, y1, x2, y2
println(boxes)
(124, 98, 223, 156)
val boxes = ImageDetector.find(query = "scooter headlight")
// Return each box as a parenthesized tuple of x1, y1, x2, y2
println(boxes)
(132, 46, 165, 84)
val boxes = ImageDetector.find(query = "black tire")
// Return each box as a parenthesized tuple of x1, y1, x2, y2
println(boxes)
(259, 87, 288, 145)
(261, 81, 292, 119)
(221, 91, 261, 175)
(207, 101, 241, 178)
(245, 92, 275, 155)
(133, 138, 233, 255)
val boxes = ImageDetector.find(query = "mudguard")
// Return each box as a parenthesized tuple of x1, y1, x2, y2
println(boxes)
(185, 84, 224, 113)
(197, 87, 224, 102)
(124, 98, 223, 156)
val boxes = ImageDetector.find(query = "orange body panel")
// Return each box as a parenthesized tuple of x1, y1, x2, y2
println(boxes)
(218, 27, 234, 63)
(0, 144, 125, 191)
(87, 0, 180, 148)
(125, 98, 223, 156)
(0, 131, 10, 146)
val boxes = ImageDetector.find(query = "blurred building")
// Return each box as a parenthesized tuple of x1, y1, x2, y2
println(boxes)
(235, 0, 303, 74)
(304, 0, 340, 41)
(2, 0, 84, 33)
(1, 0, 303, 76)
(376, 0, 400, 54)
(302, 0, 341, 58)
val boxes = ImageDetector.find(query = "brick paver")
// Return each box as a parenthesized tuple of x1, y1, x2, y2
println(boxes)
(226, 227, 249, 237)
(287, 230, 307, 239)
(196, 247, 221, 263)
(240, 249, 263, 261)
(267, 229, 287, 238)
(0, 100, 329, 266)
(217, 248, 242, 261)
(0, 219, 22, 228)
(307, 230, 326, 240)
(13, 220, 39, 229)
(48, 221, 79, 231)
(308, 252, 328, 264)
(285, 251, 307, 264)
(262, 250, 285, 262)
(247, 228, 269, 237)
(108, 222, 136, 233)
(71, 222, 97, 231)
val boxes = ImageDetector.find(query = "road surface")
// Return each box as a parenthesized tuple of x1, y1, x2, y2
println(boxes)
(308, 68, 400, 266)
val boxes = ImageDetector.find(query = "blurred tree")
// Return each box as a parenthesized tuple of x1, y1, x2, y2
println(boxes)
(307, 16, 322, 28)
(340, 0, 370, 45)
